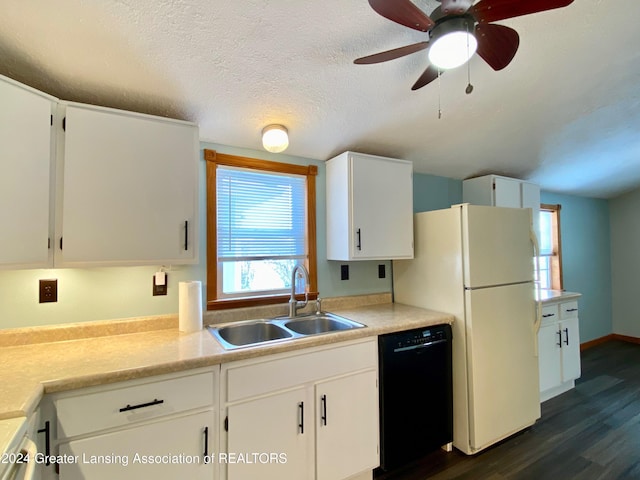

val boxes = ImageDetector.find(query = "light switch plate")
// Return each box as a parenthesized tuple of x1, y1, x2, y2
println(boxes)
(153, 274, 168, 296)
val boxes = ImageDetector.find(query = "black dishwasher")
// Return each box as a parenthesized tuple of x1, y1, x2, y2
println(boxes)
(378, 324, 453, 471)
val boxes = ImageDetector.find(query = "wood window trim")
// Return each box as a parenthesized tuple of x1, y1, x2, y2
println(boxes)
(541, 203, 563, 291)
(204, 149, 318, 310)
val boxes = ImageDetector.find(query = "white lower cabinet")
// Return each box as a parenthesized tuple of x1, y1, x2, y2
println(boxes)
(58, 410, 213, 479)
(221, 338, 380, 480)
(51, 368, 217, 480)
(227, 387, 313, 479)
(315, 370, 379, 480)
(538, 299, 582, 402)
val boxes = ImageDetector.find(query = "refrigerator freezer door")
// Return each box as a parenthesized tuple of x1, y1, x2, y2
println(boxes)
(464, 282, 540, 452)
(462, 205, 534, 289)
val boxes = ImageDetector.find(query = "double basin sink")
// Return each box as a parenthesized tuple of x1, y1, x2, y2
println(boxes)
(208, 312, 366, 350)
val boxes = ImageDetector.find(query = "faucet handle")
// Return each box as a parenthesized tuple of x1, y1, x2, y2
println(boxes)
(315, 297, 322, 314)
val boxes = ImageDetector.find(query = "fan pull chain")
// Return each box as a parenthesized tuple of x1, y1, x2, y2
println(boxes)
(437, 69, 442, 119)
(466, 22, 474, 95)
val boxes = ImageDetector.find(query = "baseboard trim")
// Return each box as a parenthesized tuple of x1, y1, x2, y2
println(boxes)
(581, 333, 640, 351)
(612, 333, 640, 345)
(581, 334, 614, 351)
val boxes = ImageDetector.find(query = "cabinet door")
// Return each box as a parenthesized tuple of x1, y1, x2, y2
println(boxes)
(351, 155, 413, 259)
(492, 177, 521, 208)
(315, 370, 379, 480)
(521, 182, 540, 239)
(560, 317, 581, 382)
(59, 104, 198, 266)
(0, 76, 55, 268)
(538, 323, 562, 393)
(58, 410, 214, 480)
(226, 387, 312, 480)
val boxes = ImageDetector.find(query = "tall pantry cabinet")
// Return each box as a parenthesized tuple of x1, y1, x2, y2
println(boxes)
(0, 73, 199, 269)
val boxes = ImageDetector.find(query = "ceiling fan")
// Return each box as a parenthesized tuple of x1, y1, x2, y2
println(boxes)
(355, 0, 575, 90)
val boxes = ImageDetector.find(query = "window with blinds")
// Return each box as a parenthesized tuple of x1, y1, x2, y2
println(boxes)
(216, 165, 308, 298)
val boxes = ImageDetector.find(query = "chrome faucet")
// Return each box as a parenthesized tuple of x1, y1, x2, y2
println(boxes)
(289, 264, 310, 318)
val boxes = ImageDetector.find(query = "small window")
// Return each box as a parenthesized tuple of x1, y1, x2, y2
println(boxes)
(205, 150, 318, 309)
(537, 204, 563, 290)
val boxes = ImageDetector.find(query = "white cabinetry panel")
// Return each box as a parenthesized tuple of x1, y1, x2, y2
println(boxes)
(538, 299, 582, 402)
(227, 387, 312, 480)
(0, 75, 56, 268)
(493, 177, 521, 208)
(221, 338, 379, 480)
(58, 103, 199, 266)
(463, 174, 540, 239)
(59, 410, 214, 480)
(326, 151, 413, 260)
(315, 370, 379, 480)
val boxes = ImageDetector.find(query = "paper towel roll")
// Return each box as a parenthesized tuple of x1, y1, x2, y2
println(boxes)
(179, 281, 203, 333)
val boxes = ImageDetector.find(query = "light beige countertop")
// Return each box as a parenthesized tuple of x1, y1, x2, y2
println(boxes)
(0, 301, 453, 421)
(538, 290, 582, 303)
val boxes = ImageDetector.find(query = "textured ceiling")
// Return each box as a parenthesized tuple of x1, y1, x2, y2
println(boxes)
(1, 0, 639, 198)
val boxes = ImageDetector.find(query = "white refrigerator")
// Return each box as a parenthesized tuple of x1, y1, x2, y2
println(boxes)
(393, 204, 541, 455)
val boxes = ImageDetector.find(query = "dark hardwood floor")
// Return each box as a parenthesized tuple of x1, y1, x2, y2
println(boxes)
(374, 340, 640, 480)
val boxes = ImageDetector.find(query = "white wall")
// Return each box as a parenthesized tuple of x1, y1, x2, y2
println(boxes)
(610, 187, 640, 337)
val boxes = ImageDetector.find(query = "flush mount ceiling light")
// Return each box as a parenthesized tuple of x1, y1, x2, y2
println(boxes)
(428, 16, 477, 70)
(262, 124, 289, 153)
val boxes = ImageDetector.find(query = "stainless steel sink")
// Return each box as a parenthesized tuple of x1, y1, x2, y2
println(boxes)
(283, 313, 365, 335)
(210, 320, 293, 350)
(208, 312, 366, 350)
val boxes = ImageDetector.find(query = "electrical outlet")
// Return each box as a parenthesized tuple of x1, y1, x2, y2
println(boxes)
(378, 264, 386, 279)
(39, 279, 58, 303)
(341, 265, 349, 281)
(153, 273, 168, 296)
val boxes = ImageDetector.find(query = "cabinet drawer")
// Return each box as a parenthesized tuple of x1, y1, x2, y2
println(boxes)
(225, 338, 377, 403)
(541, 304, 559, 325)
(56, 371, 215, 438)
(560, 301, 579, 319)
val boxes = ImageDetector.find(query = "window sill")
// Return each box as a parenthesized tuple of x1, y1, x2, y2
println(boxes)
(207, 292, 319, 311)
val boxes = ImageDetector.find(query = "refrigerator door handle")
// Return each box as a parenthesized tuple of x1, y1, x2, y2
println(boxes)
(530, 228, 542, 357)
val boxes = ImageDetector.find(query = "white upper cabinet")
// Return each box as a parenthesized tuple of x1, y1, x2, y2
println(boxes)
(0, 74, 199, 269)
(0, 75, 57, 269)
(326, 151, 413, 261)
(463, 174, 540, 238)
(56, 103, 199, 266)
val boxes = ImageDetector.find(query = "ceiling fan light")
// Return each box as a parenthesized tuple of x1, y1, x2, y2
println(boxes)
(262, 124, 289, 153)
(428, 31, 477, 70)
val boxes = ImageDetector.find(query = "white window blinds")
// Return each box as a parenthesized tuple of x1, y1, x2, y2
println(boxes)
(217, 166, 307, 262)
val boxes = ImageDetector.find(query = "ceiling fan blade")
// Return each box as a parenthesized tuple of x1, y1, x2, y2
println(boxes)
(471, 0, 574, 23)
(368, 0, 435, 32)
(411, 65, 439, 91)
(354, 42, 429, 65)
(475, 23, 520, 71)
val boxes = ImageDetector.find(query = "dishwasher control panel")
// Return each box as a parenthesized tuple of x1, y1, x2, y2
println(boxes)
(393, 325, 450, 349)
